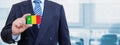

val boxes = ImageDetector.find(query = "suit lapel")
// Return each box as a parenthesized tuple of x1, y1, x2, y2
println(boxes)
(34, 0, 54, 45)
(26, 0, 34, 14)
(20, 0, 34, 15)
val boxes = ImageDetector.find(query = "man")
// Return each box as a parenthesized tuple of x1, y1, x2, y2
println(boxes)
(1, 0, 71, 45)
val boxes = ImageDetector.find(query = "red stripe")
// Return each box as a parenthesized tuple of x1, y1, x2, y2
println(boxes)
(36, 15, 41, 24)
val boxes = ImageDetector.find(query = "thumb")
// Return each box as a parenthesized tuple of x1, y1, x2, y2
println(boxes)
(22, 13, 31, 19)
(26, 24, 32, 28)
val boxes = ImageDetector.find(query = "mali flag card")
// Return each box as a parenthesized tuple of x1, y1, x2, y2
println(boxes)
(26, 15, 41, 24)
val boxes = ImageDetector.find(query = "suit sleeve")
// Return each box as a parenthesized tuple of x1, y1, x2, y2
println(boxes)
(58, 5, 71, 45)
(1, 5, 18, 44)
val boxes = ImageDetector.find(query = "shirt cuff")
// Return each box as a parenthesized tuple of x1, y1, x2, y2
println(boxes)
(12, 34, 21, 41)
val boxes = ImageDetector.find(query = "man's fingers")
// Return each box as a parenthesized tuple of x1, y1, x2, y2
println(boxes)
(20, 18, 26, 26)
(13, 18, 25, 27)
(21, 13, 31, 19)
(16, 20, 22, 27)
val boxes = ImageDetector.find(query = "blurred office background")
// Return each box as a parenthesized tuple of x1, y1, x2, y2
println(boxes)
(0, 0, 120, 45)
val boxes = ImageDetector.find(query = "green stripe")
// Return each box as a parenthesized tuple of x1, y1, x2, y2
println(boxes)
(26, 15, 32, 24)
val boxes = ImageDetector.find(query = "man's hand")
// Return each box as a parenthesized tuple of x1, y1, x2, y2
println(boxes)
(12, 14, 32, 35)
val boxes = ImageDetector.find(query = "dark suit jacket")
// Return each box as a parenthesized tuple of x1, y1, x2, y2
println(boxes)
(1, 0, 71, 45)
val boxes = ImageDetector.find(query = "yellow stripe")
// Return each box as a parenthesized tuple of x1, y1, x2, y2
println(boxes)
(32, 16, 36, 24)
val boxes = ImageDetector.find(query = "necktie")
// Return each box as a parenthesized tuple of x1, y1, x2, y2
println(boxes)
(33, 0, 42, 29)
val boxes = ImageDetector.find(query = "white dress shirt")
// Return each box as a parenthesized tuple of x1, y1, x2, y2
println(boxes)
(12, 0, 45, 41)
